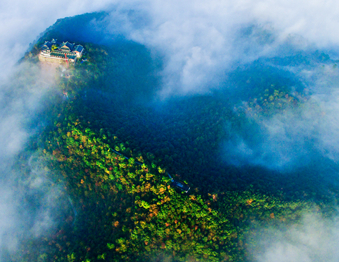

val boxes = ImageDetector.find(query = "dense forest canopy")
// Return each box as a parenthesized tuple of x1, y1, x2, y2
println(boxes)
(4, 11, 339, 262)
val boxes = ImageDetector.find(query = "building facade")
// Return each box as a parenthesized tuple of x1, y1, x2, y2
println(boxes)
(39, 39, 84, 64)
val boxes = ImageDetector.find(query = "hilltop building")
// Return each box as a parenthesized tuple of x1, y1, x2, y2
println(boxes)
(39, 39, 84, 64)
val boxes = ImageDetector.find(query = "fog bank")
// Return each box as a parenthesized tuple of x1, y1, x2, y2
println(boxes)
(252, 212, 339, 262)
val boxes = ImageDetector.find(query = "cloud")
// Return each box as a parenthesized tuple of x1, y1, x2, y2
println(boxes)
(0, 188, 20, 255)
(0, 0, 115, 81)
(0, 1, 125, 259)
(223, 63, 339, 170)
(0, 62, 54, 160)
(101, 0, 339, 96)
(251, 212, 339, 262)
(0, 62, 63, 260)
(2, 0, 339, 95)
(3, 0, 339, 96)
(109, 1, 276, 96)
(0, 153, 73, 261)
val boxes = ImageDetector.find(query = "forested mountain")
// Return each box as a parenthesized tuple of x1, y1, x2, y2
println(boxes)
(13, 12, 339, 261)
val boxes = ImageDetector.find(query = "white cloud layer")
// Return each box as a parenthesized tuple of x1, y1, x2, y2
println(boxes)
(253, 212, 339, 262)
(0, 1, 119, 260)
(105, 0, 339, 96)
(3, 0, 339, 94)
(0, 62, 63, 260)
(0, 0, 115, 81)
(224, 63, 339, 169)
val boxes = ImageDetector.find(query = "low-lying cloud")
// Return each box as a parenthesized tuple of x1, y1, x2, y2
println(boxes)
(0, 0, 123, 259)
(0, 159, 70, 260)
(0, 0, 115, 80)
(0, 62, 64, 260)
(103, 0, 339, 97)
(3, 0, 339, 96)
(223, 63, 339, 170)
(0, 1, 120, 259)
(252, 212, 339, 262)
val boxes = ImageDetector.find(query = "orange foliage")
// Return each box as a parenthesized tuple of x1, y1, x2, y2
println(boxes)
(189, 195, 196, 201)
(212, 194, 217, 201)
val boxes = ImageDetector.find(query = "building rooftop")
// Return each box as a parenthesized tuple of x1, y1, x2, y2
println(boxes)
(74, 45, 84, 52)
(39, 39, 84, 63)
(60, 41, 75, 51)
